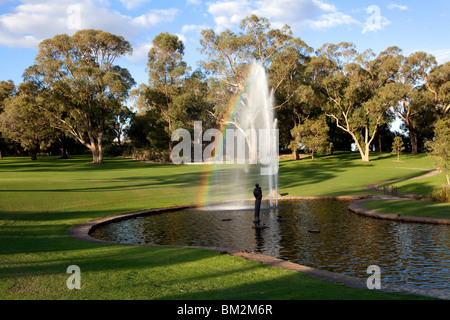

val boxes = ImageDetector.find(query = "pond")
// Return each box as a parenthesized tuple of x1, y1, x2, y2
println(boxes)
(90, 199, 450, 291)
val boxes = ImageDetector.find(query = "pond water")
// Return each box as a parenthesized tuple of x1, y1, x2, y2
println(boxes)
(90, 199, 450, 291)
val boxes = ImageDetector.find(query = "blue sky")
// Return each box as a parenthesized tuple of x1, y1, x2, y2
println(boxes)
(0, 0, 449, 88)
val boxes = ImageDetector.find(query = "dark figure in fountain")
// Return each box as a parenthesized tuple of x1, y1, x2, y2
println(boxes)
(253, 184, 262, 224)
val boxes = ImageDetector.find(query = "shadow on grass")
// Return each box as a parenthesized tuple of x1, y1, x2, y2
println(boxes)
(278, 158, 364, 191)
(0, 156, 180, 173)
(0, 241, 425, 300)
(0, 170, 207, 193)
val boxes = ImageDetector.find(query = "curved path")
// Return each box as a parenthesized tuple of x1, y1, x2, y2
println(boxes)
(68, 167, 450, 300)
(352, 168, 450, 225)
(364, 168, 440, 198)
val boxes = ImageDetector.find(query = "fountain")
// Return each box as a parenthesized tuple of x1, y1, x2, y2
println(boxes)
(205, 61, 279, 210)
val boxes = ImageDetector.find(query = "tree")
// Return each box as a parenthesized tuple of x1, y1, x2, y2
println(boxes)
(387, 51, 439, 154)
(426, 117, 450, 185)
(25, 29, 135, 164)
(391, 136, 405, 161)
(290, 116, 329, 161)
(0, 80, 16, 159)
(132, 32, 188, 156)
(427, 62, 449, 114)
(307, 43, 398, 162)
(132, 33, 215, 159)
(0, 81, 54, 160)
(199, 15, 311, 127)
(108, 105, 132, 147)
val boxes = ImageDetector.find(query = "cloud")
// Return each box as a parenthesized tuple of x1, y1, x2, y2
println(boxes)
(132, 8, 179, 27)
(306, 11, 360, 30)
(206, 0, 360, 32)
(120, 0, 152, 10)
(0, 1, 178, 48)
(387, 3, 408, 11)
(175, 33, 187, 44)
(127, 41, 152, 63)
(362, 5, 390, 34)
(181, 24, 208, 34)
(428, 49, 450, 64)
(187, 0, 202, 5)
(207, 0, 252, 31)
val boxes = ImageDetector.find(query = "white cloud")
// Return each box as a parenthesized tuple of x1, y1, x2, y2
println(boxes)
(0, 1, 179, 48)
(181, 24, 208, 33)
(187, 0, 202, 5)
(132, 8, 179, 27)
(206, 0, 360, 33)
(175, 33, 187, 44)
(428, 49, 450, 64)
(387, 3, 408, 11)
(306, 11, 360, 30)
(207, 0, 252, 31)
(120, 0, 152, 10)
(127, 41, 152, 63)
(362, 5, 390, 34)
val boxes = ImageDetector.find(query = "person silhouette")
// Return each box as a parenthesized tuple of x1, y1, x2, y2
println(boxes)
(253, 184, 262, 224)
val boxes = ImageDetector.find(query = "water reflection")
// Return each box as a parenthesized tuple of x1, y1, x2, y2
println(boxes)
(91, 199, 450, 291)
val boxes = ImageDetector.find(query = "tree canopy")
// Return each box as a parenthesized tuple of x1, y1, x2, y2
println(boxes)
(25, 29, 135, 164)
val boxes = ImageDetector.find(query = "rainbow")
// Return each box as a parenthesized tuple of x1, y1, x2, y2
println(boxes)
(197, 82, 249, 207)
(196, 61, 278, 209)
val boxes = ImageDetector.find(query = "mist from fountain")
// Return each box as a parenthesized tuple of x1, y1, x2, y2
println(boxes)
(206, 61, 279, 210)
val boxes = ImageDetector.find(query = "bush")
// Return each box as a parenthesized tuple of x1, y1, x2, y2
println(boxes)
(104, 143, 130, 157)
(124, 147, 170, 163)
(430, 187, 450, 203)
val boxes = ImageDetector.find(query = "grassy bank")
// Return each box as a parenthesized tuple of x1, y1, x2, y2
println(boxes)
(0, 152, 442, 299)
(364, 199, 450, 219)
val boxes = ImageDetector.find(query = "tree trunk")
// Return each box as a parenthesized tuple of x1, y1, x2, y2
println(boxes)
(350, 131, 370, 162)
(89, 142, 103, 164)
(60, 145, 69, 159)
(0, 150, 3, 160)
(97, 134, 103, 164)
(30, 147, 38, 161)
(91, 147, 99, 164)
(58, 135, 69, 159)
(362, 145, 370, 162)
(378, 133, 382, 153)
(90, 147, 103, 164)
(292, 149, 299, 160)
(409, 129, 418, 154)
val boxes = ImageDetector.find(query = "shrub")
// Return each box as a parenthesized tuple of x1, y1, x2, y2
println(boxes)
(124, 147, 170, 163)
(430, 187, 450, 203)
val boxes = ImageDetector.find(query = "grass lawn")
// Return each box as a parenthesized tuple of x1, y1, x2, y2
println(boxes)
(364, 199, 450, 219)
(0, 152, 443, 300)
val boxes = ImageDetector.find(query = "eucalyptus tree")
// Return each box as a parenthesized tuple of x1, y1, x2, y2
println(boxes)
(388, 52, 438, 153)
(0, 81, 54, 160)
(199, 15, 312, 124)
(391, 136, 405, 161)
(0, 80, 16, 159)
(132, 32, 214, 157)
(25, 29, 135, 164)
(307, 43, 400, 161)
(426, 117, 450, 185)
(427, 61, 449, 114)
(132, 32, 188, 156)
(290, 116, 329, 161)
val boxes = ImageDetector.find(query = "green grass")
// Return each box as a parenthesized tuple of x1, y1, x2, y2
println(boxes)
(0, 152, 444, 300)
(364, 199, 450, 219)
(279, 151, 437, 197)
